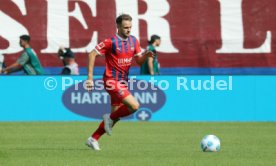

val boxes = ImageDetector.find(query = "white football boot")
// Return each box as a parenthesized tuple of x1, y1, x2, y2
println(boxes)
(85, 137, 100, 151)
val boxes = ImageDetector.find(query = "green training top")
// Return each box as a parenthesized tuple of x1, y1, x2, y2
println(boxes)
(17, 48, 44, 75)
(140, 45, 159, 75)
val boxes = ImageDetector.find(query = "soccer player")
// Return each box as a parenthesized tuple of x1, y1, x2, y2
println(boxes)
(85, 14, 154, 151)
(0, 35, 44, 75)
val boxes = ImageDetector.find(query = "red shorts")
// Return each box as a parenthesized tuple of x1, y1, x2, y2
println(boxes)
(104, 78, 130, 106)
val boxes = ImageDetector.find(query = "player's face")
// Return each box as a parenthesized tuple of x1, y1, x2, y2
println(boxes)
(63, 57, 70, 65)
(118, 20, 132, 38)
(155, 39, 161, 47)
(19, 39, 24, 47)
(19, 39, 28, 48)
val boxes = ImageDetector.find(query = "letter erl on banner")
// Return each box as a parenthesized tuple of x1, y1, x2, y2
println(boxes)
(0, 0, 274, 60)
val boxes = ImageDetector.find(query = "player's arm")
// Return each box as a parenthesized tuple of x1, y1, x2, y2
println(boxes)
(1, 52, 29, 74)
(147, 46, 155, 75)
(147, 56, 154, 75)
(86, 50, 99, 90)
(135, 51, 154, 66)
(86, 39, 110, 90)
(133, 37, 154, 66)
(1, 62, 22, 74)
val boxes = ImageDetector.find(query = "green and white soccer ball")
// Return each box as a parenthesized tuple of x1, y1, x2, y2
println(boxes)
(200, 135, 220, 152)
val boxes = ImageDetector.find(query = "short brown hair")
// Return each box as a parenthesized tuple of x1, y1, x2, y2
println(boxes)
(116, 14, 132, 25)
(20, 35, 30, 42)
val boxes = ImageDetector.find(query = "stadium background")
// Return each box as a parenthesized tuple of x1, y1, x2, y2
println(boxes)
(1, 0, 276, 74)
(0, 0, 276, 121)
(1, 1, 276, 165)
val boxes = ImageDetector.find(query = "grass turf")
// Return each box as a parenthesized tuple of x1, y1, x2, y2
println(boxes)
(0, 122, 276, 166)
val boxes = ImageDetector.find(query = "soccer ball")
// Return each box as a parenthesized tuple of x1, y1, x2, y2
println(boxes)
(200, 135, 221, 152)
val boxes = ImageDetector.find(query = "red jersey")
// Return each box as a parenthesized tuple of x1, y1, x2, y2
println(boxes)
(95, 34, 142, 81)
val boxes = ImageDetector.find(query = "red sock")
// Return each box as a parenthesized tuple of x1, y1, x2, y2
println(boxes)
(110, 105, 132, 120)
(91, 121, 105, 140)
(91, 120, 120, 140)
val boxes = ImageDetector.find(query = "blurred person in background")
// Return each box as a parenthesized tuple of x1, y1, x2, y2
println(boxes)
(0, 53, 5, 72)
(0, 35, 44, 75)
(140, 35, 161, 75)
(58, 47, 79, 75)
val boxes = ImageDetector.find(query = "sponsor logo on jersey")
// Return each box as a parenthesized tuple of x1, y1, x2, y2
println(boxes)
(118, 57, 133, 66)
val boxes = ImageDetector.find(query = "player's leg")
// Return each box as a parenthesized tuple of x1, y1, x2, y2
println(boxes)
(110, 94, 139, 120)
(111, 105, 121, 125)
(101, 104, 121, 135)
(89, 113, 119, 139)
(88, 95, 122, 145)
(103, 94, 140, 135)
(92, 105, 120, 138)
(102, 79, 140, 135)
(87, 119, 106, 151)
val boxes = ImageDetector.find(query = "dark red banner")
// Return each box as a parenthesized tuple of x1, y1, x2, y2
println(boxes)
(1, 0, 276, 68)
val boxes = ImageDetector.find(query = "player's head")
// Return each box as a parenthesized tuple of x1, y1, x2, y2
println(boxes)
(116, 14, 132, 39)
(149, 35, 161, 47)
(58, 47, 75, 65)
(19, 35, 31, 48)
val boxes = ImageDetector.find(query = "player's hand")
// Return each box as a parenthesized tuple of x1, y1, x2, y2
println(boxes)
(0, 69, 6, 74)
(85, 79, 94, 91)
(145, 51, 154, 58)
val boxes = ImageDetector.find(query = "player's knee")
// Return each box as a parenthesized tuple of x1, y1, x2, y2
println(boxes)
(130, 103, 140, 112)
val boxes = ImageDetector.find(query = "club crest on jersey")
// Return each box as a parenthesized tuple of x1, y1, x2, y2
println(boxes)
(96, 42, 105, 50)
(130, 46, 135, 51)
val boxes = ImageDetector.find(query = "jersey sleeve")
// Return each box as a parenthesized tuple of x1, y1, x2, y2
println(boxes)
(134, 38, 142, 57)
(94, 39, 112, 56)
(17, 52, 29, 65)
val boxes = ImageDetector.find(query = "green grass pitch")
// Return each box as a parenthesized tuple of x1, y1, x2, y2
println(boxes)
(0, 122, 276, 166)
